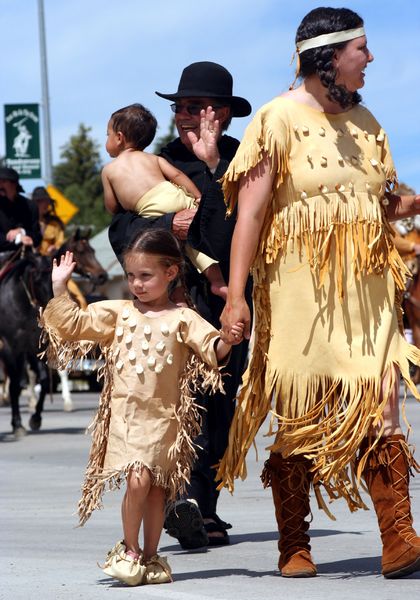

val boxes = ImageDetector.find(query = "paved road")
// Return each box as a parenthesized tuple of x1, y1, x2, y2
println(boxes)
(1, 388, 420, 599)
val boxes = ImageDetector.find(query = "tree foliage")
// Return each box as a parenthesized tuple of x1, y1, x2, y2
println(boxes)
(53, 124, 110, 233)
(153, 116, 176, 154)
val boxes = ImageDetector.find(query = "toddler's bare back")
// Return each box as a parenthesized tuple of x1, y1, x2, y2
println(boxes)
(106, 151, 166, 211)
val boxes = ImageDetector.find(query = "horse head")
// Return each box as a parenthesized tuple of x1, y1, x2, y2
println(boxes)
(57, 228, 108, 288)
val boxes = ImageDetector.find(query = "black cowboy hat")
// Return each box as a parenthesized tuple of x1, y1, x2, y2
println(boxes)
(155, 61, 251, 118)
(0, 166, 24, 192)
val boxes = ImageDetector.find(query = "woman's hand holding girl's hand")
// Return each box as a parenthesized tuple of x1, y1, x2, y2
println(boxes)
(221, 297, 251, 341)
(230, 321, 245, 345)
(52, 251, 76, 297)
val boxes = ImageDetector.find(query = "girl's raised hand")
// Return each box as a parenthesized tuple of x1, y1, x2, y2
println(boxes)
(52, 251, 76, 296)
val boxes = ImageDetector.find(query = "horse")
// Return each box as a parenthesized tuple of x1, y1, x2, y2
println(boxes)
(403, 255, 420, 384)
(0, 248, 53, 437)
(28, 228, 108, 431)
(57, 227, 108, 290)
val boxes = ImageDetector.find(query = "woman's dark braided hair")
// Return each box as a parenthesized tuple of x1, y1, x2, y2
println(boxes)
(123, 228, 195, 308)
(296, 7, 364, 109)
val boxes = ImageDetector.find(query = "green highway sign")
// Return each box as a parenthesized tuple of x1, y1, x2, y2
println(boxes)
(4, 103, 41, 178)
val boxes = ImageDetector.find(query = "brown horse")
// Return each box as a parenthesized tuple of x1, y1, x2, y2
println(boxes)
(403, 255, 420, 384)
(57, 227, 108, 289)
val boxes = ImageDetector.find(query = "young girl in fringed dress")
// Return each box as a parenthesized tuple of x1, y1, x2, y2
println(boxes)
(41, 229, 243, 586)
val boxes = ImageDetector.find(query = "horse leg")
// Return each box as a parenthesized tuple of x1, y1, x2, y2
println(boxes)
(59, 370, 73, 412)
(8, 364, 26, 437)
(26, 363, 38, 411)
(28, 360, 50, 431)
(0, 376, 10, 407)
(29, 384, 46, 431)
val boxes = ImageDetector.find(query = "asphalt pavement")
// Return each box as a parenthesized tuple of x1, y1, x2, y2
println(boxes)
(1, 387, 420, 600)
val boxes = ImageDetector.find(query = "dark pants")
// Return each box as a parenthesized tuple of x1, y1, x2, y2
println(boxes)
(186, 340, 249, 518)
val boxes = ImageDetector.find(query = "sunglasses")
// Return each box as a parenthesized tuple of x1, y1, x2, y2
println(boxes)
(170, 103, 224, 116)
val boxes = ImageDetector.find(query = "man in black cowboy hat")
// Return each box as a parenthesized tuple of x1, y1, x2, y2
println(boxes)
(108, 61, 252, 549)
(0, 167, 42, 251)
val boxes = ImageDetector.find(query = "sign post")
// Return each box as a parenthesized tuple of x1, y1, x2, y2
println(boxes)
(4, 103, 42, 179)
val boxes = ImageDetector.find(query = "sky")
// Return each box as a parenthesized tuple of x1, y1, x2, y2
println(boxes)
(1, 0, 420, 194)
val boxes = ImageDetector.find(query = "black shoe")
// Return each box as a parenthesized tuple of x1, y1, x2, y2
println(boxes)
(164, 500, 209, 549)
(203, 513, 232, 546)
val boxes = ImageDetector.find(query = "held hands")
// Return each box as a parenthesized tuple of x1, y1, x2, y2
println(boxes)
(220, 297, 251, 342)
(52, 251, 76, 296)
(187, 107, 220, 170)
(219, 321, 245, 346)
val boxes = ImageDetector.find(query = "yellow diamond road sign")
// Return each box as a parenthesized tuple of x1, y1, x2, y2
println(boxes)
(46, 184, 79, 224)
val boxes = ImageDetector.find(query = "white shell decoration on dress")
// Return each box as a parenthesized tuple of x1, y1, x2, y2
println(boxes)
(376, 133, 385, 142)
(319, 184, 328, 194)
(125, 333, 133, 345)
(300, 191, 308, 200)
(338, 157, 344, 166)
(128, 317, 137, 329)
(156, 341, 165, 352)
(160, 323, 169, 335)
(122, 307, 130, 319)
(302, 126, 309, 134)
(142, 340, 149, 351)
(147, 356, 156, 368)
(320, 157, 328, 167)
(335, 184, 346, 192)
(337, 129, 344, 137)
(144, 324, 152, 336)
(136, 364, 144, 374)
(293, 124, 299, 133)
(155, 363, 163, 374)
(351, 156, 359, 165)
(365, 183, 372, 191)
(167, 354, 174, 365)
(116, 360, 123, 371)
(116, 326, 124, 337)
(318, 127, 326, 136)
(370, 158, 379, 167)
(128, 349, 136, 361)
(351, 129, 358, 137)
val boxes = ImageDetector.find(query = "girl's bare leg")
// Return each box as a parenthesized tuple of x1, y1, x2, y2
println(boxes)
(369, 365, 402, 437)
(122, 469, 152, 555)
(142, 485, 166, 560)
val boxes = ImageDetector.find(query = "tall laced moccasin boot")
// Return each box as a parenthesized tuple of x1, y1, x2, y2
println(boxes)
(361, 434, 420, 578)
(262, 453, 317, 578)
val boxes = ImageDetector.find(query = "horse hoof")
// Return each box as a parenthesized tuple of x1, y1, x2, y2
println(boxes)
(29, 414, 42, 431)
(13, 425, 27, 439)
(63, 400, 73, 412)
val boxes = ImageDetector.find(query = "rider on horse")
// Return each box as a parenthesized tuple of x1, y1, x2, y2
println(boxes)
(0, 167, 42, 256)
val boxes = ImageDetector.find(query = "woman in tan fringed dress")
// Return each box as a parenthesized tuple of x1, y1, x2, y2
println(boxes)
(219, 6, 420, 580)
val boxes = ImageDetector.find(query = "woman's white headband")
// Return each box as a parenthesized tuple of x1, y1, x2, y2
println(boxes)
(296, 27, 366, 53)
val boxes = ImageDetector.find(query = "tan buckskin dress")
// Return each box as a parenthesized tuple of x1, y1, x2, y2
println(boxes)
(42, 295, 223, 525)
(217, 96, 420, 514)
